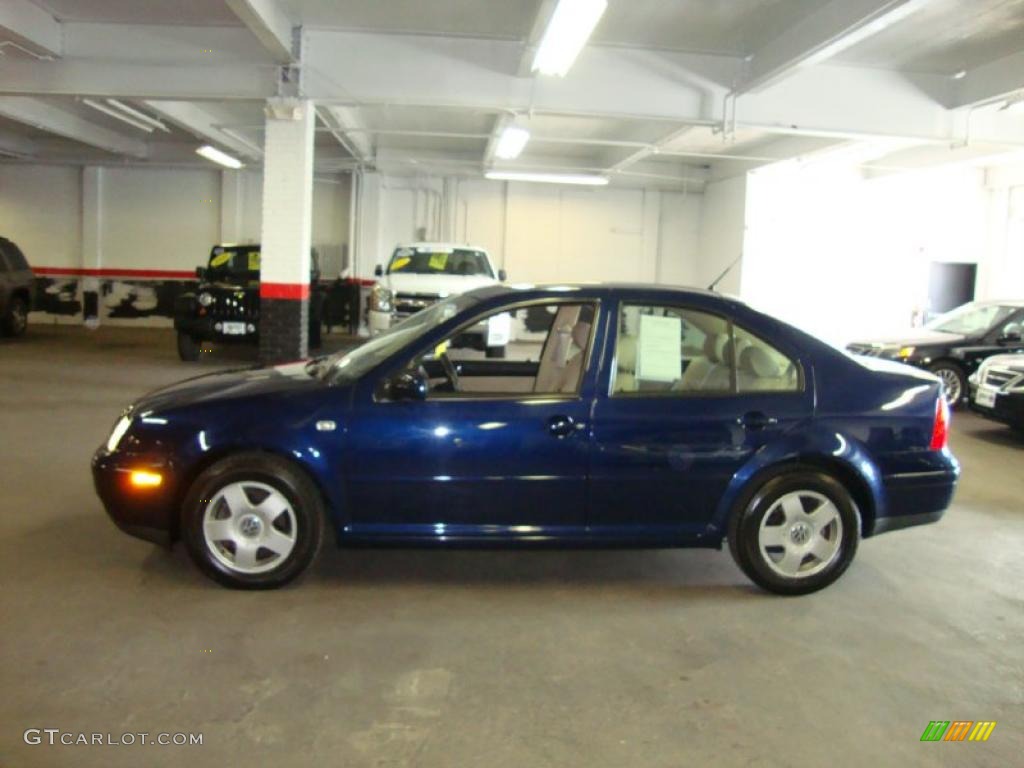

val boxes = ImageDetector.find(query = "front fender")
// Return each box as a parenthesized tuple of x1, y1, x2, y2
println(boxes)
(708, 426, 884, 537)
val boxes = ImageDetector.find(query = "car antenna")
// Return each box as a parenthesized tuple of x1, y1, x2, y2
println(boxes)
(707, 253, 743, 291)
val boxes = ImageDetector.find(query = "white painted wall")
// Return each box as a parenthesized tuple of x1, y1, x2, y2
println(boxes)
(366, 174, 704, 286)
(697, 175, 747, 296)
(741, 160, 1004, 346)
(0, 164, 350, 274)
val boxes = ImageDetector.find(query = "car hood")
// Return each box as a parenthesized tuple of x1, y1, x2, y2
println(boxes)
(381, 272, 497, 297)
(981, 353, 1024, 371)
(132, 361, 324, 415)
(848, 329, 966, 348)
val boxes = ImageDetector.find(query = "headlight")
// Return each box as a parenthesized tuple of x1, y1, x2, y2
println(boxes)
(106, 415, 132, 452)
(896, 346, 915, 359)
(197, 292, 214, 307)
(370, 285, 392, 313)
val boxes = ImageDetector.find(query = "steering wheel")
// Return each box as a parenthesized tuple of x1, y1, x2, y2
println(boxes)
(439, 352, 461, 392)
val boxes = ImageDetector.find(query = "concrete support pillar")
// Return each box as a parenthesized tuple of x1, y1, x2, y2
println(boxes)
(81, 166, 103, 328)
(220, 169, 244, 244)
(258, 98, 315, 364)
(354, 169, 382, 279)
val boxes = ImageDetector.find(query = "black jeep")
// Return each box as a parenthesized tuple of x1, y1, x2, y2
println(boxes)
(0, 236, 34, 337)
(174, 244, 323, 361)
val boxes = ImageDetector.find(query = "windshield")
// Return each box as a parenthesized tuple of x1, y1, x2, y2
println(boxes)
(208, 247, 260, 279)
(925, 303, 1017, 335)
(387, 247, 493, 278)
(324, 294, 479, 382)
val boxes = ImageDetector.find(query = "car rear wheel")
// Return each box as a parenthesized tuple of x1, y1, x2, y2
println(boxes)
(177, 332, 200, 361)
(929, 362, 965, 408)
(182, 453, 324, 589)
(2, 295, 28, 337)
(728, 469, 860, 595)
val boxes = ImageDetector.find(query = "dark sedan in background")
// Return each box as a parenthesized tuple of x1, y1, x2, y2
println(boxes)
(969, 353, 1024, 432)
(94, 284, 958, 595)
(847, 300, 1024, 407)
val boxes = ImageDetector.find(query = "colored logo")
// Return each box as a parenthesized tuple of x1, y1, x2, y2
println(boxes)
(920, 721, 996, 742)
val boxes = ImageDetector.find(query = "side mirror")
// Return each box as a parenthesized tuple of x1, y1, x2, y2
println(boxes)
(389, 370, 428, 401)
(999, 323, 1022, 343)
(374, 264, 384, 277)
(498, 269, 507, 282)
(195, 266, 206, 280)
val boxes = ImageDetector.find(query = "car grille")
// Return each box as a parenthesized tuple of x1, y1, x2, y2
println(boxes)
(395, 292, 441, 317)
(208, 292, 259, 320)
(984, 366, 1024, 390)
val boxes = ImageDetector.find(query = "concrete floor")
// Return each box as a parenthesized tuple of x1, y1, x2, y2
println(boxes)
(2, 325, 1022, 767)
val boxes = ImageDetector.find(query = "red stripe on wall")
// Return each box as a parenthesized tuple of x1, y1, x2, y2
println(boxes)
(34, 267, 196, 280)
(259, 282, 311, 300)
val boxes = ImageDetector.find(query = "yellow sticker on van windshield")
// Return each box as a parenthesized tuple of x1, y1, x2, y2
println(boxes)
(391, 256, 411, 271)
(434, 340, 449, 357)
(210, 252, 232, 267)
(248, 251, 261, 271)
(428, 252, 448, 270)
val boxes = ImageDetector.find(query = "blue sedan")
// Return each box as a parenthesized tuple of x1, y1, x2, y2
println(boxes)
(93, 284, 959, 594)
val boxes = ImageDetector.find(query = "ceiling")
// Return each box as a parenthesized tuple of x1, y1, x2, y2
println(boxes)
(0, 0, 1022, 187)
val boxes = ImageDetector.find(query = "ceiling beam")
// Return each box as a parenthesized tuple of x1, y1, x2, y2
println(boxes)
(318, 106, 373, 162)
(0, 0, 62, 59)
(225, 0, 295, 64)
(0, 129, 37, 159)
(950, 49, 1024, 109)
(0, 97, 146, 157)
(143, 101, 262, 160)
(0, 59, 277, 101)
(304, 31, 1024, 147)
(735, 0, 930, 94)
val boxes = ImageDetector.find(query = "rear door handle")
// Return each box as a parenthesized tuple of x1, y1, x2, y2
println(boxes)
(548, 415, 576, 438)
(738, 411, 779, 430)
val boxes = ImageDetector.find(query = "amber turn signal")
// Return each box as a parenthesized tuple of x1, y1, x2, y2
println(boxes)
(129, 470, 163, 488)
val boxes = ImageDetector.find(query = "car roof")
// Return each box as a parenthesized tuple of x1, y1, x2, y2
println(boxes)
(469, 282, 734, 303)
(393, 242, 490, 253)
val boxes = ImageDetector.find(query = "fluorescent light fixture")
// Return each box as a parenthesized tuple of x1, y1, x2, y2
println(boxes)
(494, 125, 530, 160)
(799, 0, 932, 68)
(485, 170, 608, 186)
(532, 0, 608, 77)
(196, 144, 244, 169)
(82, 98, 153, 133)
(105, 99, 170, 132)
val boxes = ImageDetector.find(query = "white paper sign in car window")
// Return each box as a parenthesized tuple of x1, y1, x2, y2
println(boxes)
(636, 314, 682, 382)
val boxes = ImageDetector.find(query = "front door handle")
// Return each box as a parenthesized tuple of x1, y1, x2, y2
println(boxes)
(738, 411, 779, 430)
(548, 415, 576, 438)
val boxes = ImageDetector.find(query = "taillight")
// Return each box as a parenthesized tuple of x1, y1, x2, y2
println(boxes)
(929, 396, 949, 450)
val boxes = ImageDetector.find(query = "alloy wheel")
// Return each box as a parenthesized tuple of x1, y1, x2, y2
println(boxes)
(202, 481, 297, 574)
(935, 368, 962, 406)
(757, 490, 843, 579)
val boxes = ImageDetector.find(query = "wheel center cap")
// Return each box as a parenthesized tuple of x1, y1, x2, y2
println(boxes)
(239, 514, 262, 538)
(790, 522, 811, 545)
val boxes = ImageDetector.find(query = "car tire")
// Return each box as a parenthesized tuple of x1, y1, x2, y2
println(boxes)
(929, 362, 966, 408)
(181, 452, 324, 589)
(485, 345, 506, 359)
(728, 468, 860, 596)
(177, 332, 201, 361)
(2, 295, 28, 337)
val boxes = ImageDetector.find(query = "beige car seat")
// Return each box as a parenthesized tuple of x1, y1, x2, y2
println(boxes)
(534, 306, 582, 393)
(678, 333, 726, 391)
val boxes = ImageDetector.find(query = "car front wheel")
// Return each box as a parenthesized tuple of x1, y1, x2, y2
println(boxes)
(177, 332, 200, 361)
(728, 469, 860, 595)
(182, 453, 324, 589)
(3, 295, 28, 337)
